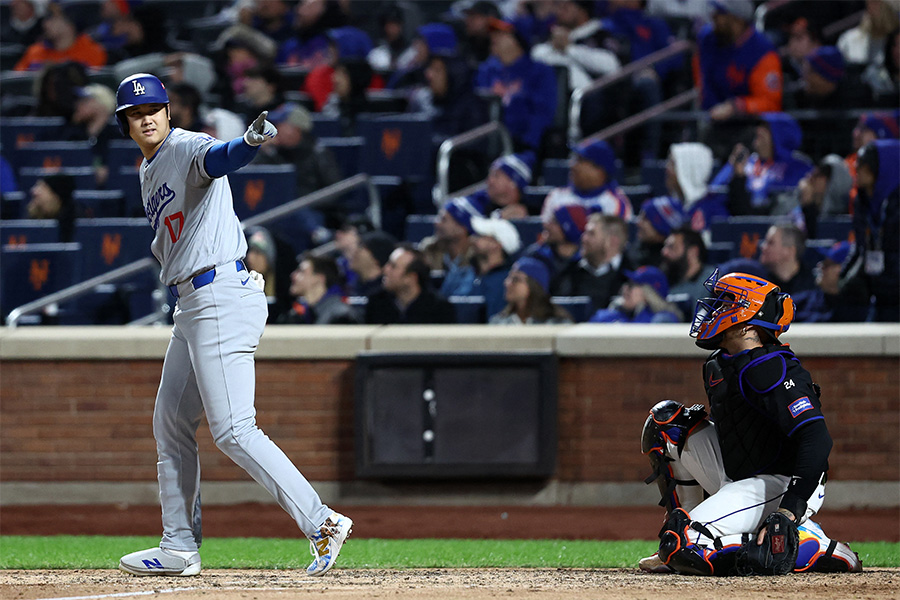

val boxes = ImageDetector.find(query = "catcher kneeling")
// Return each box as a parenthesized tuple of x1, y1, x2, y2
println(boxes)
(639, 270, 862, 576)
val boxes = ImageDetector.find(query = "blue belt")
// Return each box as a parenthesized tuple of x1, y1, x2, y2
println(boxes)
(168, 260, 246, 298)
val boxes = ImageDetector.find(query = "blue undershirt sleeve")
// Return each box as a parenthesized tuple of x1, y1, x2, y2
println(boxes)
(203, 138, 258, 179)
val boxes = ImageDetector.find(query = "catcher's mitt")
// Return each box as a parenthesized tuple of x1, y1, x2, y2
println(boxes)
(735, 511, 799, 576)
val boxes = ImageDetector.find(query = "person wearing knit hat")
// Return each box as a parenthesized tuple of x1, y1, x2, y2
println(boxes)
(432, 197, 483, 298)
(638, 196, 686, 240)
(540, 140, 633, 225)
(244, 226, 285, 320)
(27, 174, 77, 242)
(347, 230, 397, 297)
(462, 151, 535, 220)
(471, 216, 523, 319)
(490, 256, 573, 325)
(854, 111, 900, 149)
(796, 240, 870, 323)
(523, 203, 587, 296)
(553, 204, 589, 245)
(588, 265, 682, 323)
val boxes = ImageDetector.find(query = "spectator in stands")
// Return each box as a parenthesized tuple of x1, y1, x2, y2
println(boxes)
(476, 17, 558, 151)
(528, 204, 588, 295)
(603, 0, 681, 158)
(864, 26, 900, 109)
(713, 112, 813, 216)
(631, 195, 686, 269)
(3, 0, 46, 47)
(470, 215, 523, 320)
(233, 65, 286, 122)
(15, 2, 107, 71)
(365, 244, 457, 324)
(663, 142, 721, 239)
(695, 0, 782, 121)
(781, 16, 822, 90)
(847, 140, 899, 322)
(68, 83, 117, 187)
(214, 25, 278, 108)
(277, 0, 348, 68)
(530, 0, 621, 90)
(168, 82, 246, 141)
(588, 265, 682, 323)
(795, 241, 870, 323)
(34, 60, 88, 119)
(792, 154, 854, 239)
(645, 0, 710, 22)
(280, 254, 361, 324)
(490, 256, 573, 324)
(466, 152, 535, 220)
(554, 213, 631, 312)
(26, 173, 76, 243)
(758, 224, 817, 300)
(408, 51, 488, 141)
(426, 197, 481, 298)
(239, 0, 296, 46)
(367, 3, 408, 72)
(245, 226, 294, 322)
(837, 0, 897, 66)
(660, 226, 713, 321)
(348, 230, 396, 297)
(253, 102, 342, 197)
(541, 140, 633, 222)
(101, 3, 172, 62)
(459, 0, 501, 68)
(305, 26, 378, 112)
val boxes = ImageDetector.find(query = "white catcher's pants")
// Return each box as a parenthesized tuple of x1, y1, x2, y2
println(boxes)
(666, 422, 825, 549)
(153, 264, 332, 552)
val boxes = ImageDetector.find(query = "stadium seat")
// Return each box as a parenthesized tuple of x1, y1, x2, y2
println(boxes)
(319, 136, 364, 179)
(706, 241, 736, 265)
(709, 216, 779, 259)
(0, 219, 59, 246)
(0, 116, 67, 155)
(640, 158, 668, 196)
(357, 114, 434, 210)
(74, 218, 154, 279)
(14, 141, 96, 170)
(804, 239, 838, 266)
(523, 186, 553, 211)
(1, 191, 27, 219)
(551, 296, 593, 323)
(105, 139, 146, 173)
(816, 216, 853, 241)
(74, 189, 128, 218)
(405, 214, 436, 243)
(229, 164, 297, 221)
(510, 217, 544, 247)
(311, 115, 342, 139)
(17, 167, 98, 193)
(1, 242, 82, 320)
(449, 295, 486, 324)
(106, 166, 143, 208)
(540, 159, 570, 187)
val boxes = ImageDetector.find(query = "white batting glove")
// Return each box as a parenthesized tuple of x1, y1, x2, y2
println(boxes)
(244, 111, 277, 146)
(249, 270, 266, 292)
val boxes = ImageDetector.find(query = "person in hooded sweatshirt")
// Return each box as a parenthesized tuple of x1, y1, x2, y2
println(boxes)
(277, 0, 348, 68)
(663, 143, 723, 241)
(846, 139, 899, 322)
(711, 112, 813, 216)
(409, 51, 488, 141)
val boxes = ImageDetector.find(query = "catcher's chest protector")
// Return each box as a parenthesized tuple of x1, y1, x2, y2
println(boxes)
(705, 349, 788, 481)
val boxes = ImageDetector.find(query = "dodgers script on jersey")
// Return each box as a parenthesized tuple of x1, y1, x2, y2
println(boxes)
(140, 128, 247, 285)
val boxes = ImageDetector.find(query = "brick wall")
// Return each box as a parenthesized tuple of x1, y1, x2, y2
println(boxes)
(1, 356, 897, 483)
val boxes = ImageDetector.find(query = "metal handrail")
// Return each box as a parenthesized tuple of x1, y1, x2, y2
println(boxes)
(6, 173, 380, 328)
(434, 121, 513, 205)
(568, 39, 695, 143)
(578, 88, 699, 146)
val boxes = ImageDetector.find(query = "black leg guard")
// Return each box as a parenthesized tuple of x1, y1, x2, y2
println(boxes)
(658, 508, 715, 576)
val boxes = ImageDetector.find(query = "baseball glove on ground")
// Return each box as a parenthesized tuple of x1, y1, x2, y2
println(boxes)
(735, 511, 799, 576)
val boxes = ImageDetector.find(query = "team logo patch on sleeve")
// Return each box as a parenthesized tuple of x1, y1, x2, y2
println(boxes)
(788, 396, 814, 418)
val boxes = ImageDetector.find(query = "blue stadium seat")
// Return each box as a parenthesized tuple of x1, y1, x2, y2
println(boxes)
(0, 117, 67, 156)
(523, 186, 553, 210)
(105, 139, 145, 173)
(816, 216, 853, 241)
(405, 214, 437, 242)
(448, 295, 486, 324)
(74, 189, 128, 218)
(510, 217, 544, 247)
(804, 239, 837, 266)
(551, 296, 593, 323)
(73, 218, 154, 278)
(621, 184, 653, 211)
(1, 242, 82, 319)
(640, 158, 668, 196)
(1, 191, 27, 219)
(229, 164, 297, 221)
(709, 216, 778, 259)
(0, 219, 59, 246)
(318, 136, 364, 179)
(541, 159, 570, 187)
(311, 115, 342, 139)
(17, 167, 97, 193)
(707, 241, 736, 265)
(106, 166, 143, 207)
(14, 141, 96, 170)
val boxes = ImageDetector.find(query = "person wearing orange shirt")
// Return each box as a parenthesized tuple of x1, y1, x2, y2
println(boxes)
(15, 2, 107, 72)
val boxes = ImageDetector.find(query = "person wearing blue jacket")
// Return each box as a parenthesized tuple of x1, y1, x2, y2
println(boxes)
(476, 18, 557, 152)
(712, 112, 813, 216)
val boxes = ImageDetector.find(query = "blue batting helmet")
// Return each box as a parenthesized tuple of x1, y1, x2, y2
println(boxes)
(115, 73, 169, 136)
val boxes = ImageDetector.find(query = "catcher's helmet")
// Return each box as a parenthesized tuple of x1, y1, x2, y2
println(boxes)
(690, 269, 794, 350)
(115, 73, 169, 136)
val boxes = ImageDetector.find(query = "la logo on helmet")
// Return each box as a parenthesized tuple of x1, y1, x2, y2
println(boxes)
(133, 80, 146, 96)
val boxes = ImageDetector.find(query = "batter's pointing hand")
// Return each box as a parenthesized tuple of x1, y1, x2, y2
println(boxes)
(244, 111, 278, 146)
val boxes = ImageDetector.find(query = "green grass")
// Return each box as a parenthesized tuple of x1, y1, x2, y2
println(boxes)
(0, 537, 897, 570)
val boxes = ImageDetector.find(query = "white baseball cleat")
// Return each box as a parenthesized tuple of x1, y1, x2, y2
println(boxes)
(307, 512, 353, 576)
(639, 552, 674, 573)
(119, 547, 201, 576)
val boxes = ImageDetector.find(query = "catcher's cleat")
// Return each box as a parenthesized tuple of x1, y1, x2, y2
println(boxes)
(307, 512, 353, 576)
(119, 547, 201, 577)
(796, 521, 863, 573)
(639, 553, 674, 573)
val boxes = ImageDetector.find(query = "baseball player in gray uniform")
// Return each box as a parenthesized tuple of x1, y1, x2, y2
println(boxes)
(115, 73, 351, 578)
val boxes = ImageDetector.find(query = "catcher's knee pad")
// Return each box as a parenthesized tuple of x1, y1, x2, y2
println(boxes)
(657, 508, 715, 576)
(796, 522, 863, 573)
(642, 400, 708, 513)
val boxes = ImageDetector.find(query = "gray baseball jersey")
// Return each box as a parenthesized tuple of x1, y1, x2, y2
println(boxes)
(140, 128, 247, 285)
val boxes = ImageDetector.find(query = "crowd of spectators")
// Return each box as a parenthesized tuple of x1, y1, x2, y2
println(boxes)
(1, 0, 898, 326)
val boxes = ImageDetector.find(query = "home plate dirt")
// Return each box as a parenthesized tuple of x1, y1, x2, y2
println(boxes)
(1, 568, 898, 600)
